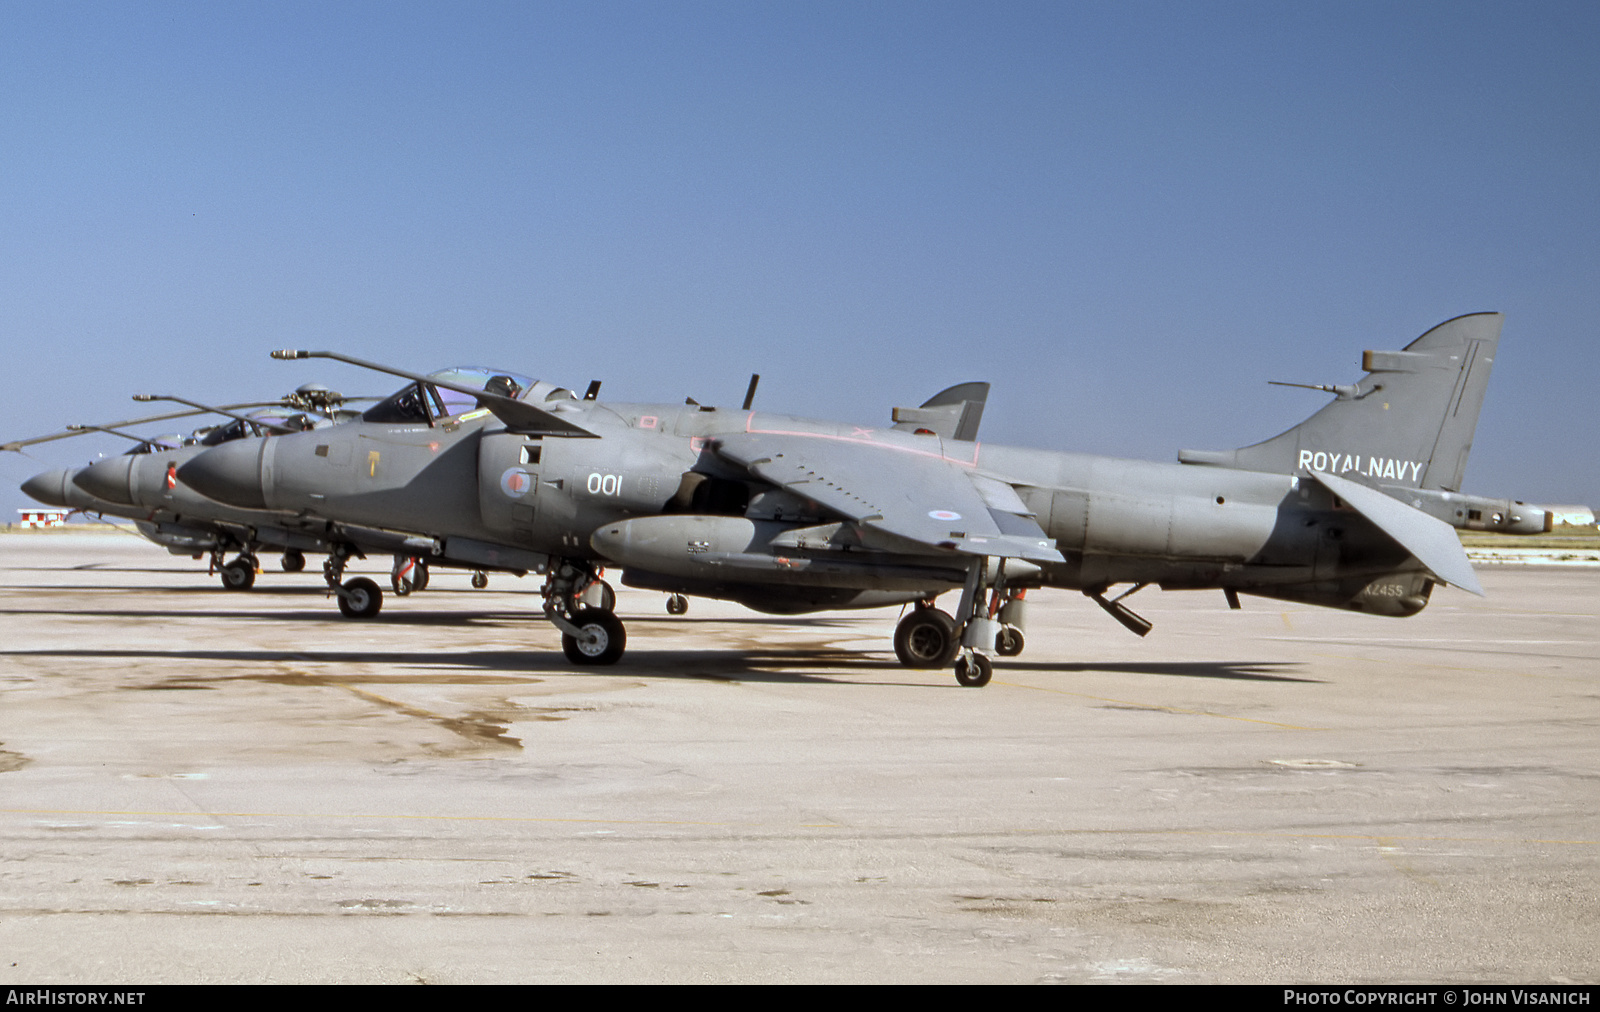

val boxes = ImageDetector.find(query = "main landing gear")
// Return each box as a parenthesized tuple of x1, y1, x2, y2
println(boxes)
(324, 545, 382, 619)
(391, 555, 430, 596)
(894, 605, 959, 668)
(894, 560, 1030, 688)
(542, 561, 624, 666)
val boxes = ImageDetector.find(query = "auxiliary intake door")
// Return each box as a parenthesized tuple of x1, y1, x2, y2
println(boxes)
(478, 431, 543, 544)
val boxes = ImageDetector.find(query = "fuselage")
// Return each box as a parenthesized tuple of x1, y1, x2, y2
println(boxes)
(178, 394, 1432, 617)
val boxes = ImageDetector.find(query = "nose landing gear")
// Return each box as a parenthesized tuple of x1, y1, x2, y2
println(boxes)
(324, 544, 382, 619)
(218, 552, 258, 591)
(543, 561, 624, 666)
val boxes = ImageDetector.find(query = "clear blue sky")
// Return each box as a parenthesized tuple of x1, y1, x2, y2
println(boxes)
(3, 1, 1596, 512)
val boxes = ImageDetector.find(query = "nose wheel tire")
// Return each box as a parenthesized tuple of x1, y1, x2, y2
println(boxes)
(894, 608, 959, 668)
(580, 579, 616, 612)
(561, 608, 626, 666)
(220, 559, 256, 591)
(954, 653, 993, 688)
(337, 577, 383, 619)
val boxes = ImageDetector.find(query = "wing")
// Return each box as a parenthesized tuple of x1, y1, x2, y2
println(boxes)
(712, 431, 1062, 563)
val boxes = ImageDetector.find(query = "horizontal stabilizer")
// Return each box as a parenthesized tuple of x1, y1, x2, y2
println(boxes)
(1312, 470, 1483, 596)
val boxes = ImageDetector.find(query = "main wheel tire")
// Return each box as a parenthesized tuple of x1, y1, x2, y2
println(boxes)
(281, 549, 306, 573)
(471, 571, 489, 590)
(337, 577, 383, 619)
(894, 608, 959, 668)
(954, 653, 993, 688)
(580, 579, 616, 612)
(666, 594, 688, 615)
(561, 608, 626, 666)
(995, 626, 1025, 657)
(220, 560, 255, 591)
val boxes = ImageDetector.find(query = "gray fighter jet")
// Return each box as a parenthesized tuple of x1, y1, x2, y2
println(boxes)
(16, 396, 346, 581)
(14, 389, 500, 607)
(177, 313, 1558, 686)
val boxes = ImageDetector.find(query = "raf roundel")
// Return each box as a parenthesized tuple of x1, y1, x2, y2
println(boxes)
(928, 509, 962, 522)
(500, 467, 534, 499)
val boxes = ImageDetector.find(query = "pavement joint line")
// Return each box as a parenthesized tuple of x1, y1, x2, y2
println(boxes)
(2, 809, 1596, 847)
(995, 680, 1323, 730)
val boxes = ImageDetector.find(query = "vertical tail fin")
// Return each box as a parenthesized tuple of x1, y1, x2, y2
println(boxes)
(1178, 313, 1502, 491)
(891, 382, 990, 442)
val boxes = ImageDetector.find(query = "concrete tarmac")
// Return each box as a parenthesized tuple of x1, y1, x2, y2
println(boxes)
(0, 533, 1595, 984)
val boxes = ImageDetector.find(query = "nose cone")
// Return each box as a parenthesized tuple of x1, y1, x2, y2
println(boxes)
(73, 456, 137, 506)
(22, 468, 85, 508)
(178, 439, 268, 508)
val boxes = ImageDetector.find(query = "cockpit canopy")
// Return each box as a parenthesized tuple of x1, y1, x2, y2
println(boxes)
(120, 408, 323, 454)
(362, 367, 540, 425)
(125, 434, 186, 455)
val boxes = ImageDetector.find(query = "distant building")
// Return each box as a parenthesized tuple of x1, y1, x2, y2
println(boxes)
(1550, 506, 1597, 527)
(17, 509, 69, 528)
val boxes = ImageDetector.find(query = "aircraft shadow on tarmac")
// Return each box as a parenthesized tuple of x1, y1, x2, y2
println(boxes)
(0, 644, 1315, 686)
(0, 604, 876, 633)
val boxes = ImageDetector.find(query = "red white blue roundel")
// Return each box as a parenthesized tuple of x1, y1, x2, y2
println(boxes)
(928, 509, 962, 522)
(501, 467, 534, 498)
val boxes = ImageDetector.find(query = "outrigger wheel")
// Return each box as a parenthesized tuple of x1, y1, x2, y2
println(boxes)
(995, 626, 1025, 657)
(471, 571, 489, 590)
(281, 548, 306, 573)
(666, 594, 689, 615)
(954, 651, 993, 688)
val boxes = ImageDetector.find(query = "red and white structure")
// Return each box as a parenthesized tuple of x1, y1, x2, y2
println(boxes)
(16, 509, 69, 528)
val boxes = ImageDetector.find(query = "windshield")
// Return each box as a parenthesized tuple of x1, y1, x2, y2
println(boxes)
(126, 434, 185, 455)
(193, 409, 317, 446)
